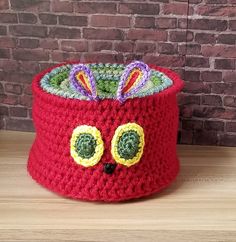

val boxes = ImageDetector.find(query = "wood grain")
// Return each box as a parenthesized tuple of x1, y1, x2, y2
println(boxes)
(0, 130, 236, 242)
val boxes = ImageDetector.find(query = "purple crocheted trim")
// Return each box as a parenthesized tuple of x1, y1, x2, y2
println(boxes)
(117, 61, 151, 103)
(69, 64, 97, 100)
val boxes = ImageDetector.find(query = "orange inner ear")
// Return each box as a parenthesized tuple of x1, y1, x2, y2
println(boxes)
(76, 73, 91, 93)
(123, 70, 141, 94)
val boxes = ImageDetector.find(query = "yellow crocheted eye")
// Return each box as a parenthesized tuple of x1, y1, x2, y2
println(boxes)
(111, 123, 145, 167)
(70, 125, 104, 167)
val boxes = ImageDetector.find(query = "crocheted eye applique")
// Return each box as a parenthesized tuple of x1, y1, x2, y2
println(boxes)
(111, 123, 145, 167)
(70, 64, 97, 100)
(70, 125, 104, 167)
(70, 123, 145, 170)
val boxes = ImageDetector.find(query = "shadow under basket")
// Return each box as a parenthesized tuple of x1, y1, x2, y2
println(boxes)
(27, 61, 184, 202)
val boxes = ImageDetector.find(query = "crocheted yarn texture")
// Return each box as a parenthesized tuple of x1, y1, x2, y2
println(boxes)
(27, 61, 184, 202)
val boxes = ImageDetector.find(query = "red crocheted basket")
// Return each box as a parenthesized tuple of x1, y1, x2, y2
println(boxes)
(27, 61, 184, 202)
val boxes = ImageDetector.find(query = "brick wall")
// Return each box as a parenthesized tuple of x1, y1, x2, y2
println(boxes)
(0, 0, 235, 146)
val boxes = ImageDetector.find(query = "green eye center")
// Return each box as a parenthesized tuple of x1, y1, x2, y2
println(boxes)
(75, 133, 97, 159)
(117, 130, 140, 160)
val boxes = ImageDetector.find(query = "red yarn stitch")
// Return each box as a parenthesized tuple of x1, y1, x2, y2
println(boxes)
(27, 62, 184, 202)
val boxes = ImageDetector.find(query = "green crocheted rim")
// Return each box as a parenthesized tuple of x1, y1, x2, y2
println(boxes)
(40, 63, 173, 100)
(74, 133, 97, 159)
(117, 130, 140, 160)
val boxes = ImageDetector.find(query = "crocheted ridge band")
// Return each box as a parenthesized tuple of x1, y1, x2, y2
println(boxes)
(27, 61, 184, 202)
(40, 62, 173, 101)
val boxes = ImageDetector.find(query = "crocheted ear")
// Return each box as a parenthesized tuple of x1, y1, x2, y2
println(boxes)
(117, 61, 151, 103)
(69, 64, 97, 100)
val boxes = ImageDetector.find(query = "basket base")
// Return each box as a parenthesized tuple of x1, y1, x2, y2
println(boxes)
(27, 141, 180, 202)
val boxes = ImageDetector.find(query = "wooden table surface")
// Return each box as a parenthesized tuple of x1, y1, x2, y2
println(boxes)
(0, 130, 236, 242)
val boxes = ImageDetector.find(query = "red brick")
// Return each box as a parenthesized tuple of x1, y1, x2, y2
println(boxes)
(229, 20, 236, 31)
(13, 49, 49, 61)
(202, 95, 222, 106)
(206, 0, 227, 3)
(83, 53, 124, 63)
(18, 61, 40, 74)
(180, 130, 193, 144)
(40, 39, 58, 50)
(0, 37, 16, 48)
(84, 28, 123, 40)
(215, 59, 235, 70)
(162, 3, 189, 15)
(0, 106, 9, 115)
(178, 19, 187, 29)
(20, 94, 32, 107)
(169, 31, 193, 42)
(2, 72, 33, 83)
(0, 13, 17, 23)
(9, 25, 47, 38)
(217, 34, 236, 45)
(51, 0, 73, 12)
(0, 0, 9, 9)
(61, 40, 88, 52)
(202, 45, 236, 58)
(143, 55, 185, 67)
(183, 82, 210, 94)
(205, 121, 224, 131)
(212, 83, 236, 95)
(185, 71, 200, 82)
(193, 130, 218, 145)
(193, 107, 236, 120)
(39, 13, 57, 25)
(18, 13, 37, 24)
(49, 27, 81, 39)
(156, 18, 176, 29)
(23, 84, 32, 95)
(5, 83, 22, 95)
(135, 17, 155, 28)
(51, 51, 81, 62)
(1, 94, 19, 105)
(5, 118, 34, 132)
(10, 107, 28, 117)
(196, 6, 236, 17)
(188, 19, 227, 31)
(90, 41, 112, 52)
(127, 29, 167, 41)
(226, 122, 236, 132)
(119, 3, 159, 15)
(75, 2, 116, 14)
(0, 26, 7, 35)
(224, 96, 236, 107)
(220, 134, 236, 147)
(0, 60, 18, 72)
(195, 33, 216, 44)
(158, 43, 177, 54)
(58, 15, 87, 26)
(10, 0, 50, 11)
(135, 42, 156, 53)
(0, 48, 10, 58)
(201, 71, 222, 82)
(180, 44, 201, 55)
(178, 93, 200, 105)
(180, 105, 193, 118)
(223, 71, 236, 82)
(186, 57, 210, 68)
(18, 38, 39, 49)
(91, 15, 130, 28)
(114, 41, 134, 52)
(182, 119, 203, 130)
